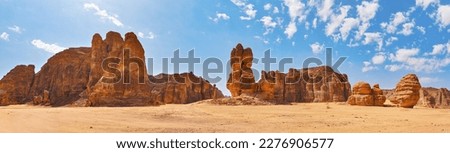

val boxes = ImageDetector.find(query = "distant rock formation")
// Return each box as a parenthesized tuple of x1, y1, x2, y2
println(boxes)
(385, 87, 450, 108)
(347, 82, 386, 106)
(388, 74, 421, 108)
(226, 43, 352, 103)
(0, 65, 35, 106)
(0, 31, 224, 107)
(149, 72, 224, 104)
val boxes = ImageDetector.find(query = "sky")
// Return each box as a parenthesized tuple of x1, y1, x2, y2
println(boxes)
(1, 0, 450, 96)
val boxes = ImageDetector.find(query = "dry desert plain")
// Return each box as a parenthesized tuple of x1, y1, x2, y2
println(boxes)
(1, 101, 449, 133)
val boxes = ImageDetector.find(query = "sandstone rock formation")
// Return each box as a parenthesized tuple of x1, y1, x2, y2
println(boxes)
(148, 72, 224, 104)
(347, 82, 386, 106)
(226, 43, 258, 97)
(226, 43, 351, 103)
(0, 31, 224, 107)
(87, 32, 155, 107)
(30, 47, 91, 106)
(419, 87, 450, 108)
(0, 65, 35, 106)
(388, 74, 422, 108)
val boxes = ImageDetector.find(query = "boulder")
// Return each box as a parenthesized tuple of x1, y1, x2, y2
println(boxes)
(347, 82, 386, 106)
(389, 74, 422, 108)
(0, 65, 35, 106)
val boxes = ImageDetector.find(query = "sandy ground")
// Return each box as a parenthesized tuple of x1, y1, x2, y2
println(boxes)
(0, 102, 449, 133)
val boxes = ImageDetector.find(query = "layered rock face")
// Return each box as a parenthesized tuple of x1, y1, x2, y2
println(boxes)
(419, 87, 450, 108)
(226, 43, 258, 97)
(347, 82, 386, 106)
(87, 32, 155, 107)
(0, 31, 224, 107)
(148, 72, 224, 104)
(389, 74, 422, 108)
(0, 65, 35, 106)
(226, 43, 351, 103)
(30, 47, 91, 106)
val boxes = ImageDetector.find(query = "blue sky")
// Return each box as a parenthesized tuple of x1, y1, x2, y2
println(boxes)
(1, 0, 450, 95)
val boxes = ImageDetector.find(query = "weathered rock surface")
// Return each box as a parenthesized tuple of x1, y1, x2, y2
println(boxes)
(87, 32, 156, 106)
(1, 31, 224, 107)
(226, 43, 351, 103)
(148, 72, 224, 104)
(226, 43, 257, 97)
(388, 74, 422, 108)
(30, 47, 91, 106)
(347, 82, 386, 106)
(0, 65, 35, 106)
(385, 87, 450, 108)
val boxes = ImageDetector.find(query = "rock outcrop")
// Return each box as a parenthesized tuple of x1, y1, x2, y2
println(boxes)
(30, 47, 91, 106)
(226, 43, 258, 97)
(0, 65, 35, 106)
(388, 74, 421, 108)
(0, 31, 224, 107)
(226, 43, 351, 103)
(347, 82, 386, 106)
(87, 32, 156, 107)
(419, 87, 450, 108)
(148, 72, 224, 104)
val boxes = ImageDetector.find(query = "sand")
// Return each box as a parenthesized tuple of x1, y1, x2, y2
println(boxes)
(0, 102, 449, 133)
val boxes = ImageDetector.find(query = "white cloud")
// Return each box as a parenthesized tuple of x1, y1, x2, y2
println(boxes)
(436, 5, 450, 28)
(397, 22, 415, 36)
(385, 36, 398, 46)
(312, 18, 317, 29)
(264, 3, 272, 11)
(420, 77, 440, 84)
(372, 53, 386, 64)
(231, 0, 257, 21)
(83, 3, 124, 27)
(31, 39, 66, 54)
(385, 64, 403, 72)
(355, 0, 380, 40)
(384, 12, 407, 33)
(317, 0, 334, 22)
(210, 13, 230, 23)
(425, 41, 450, 55)
(273, 7, 280, 14)
(362, 32, 383, 51)
(8, 25, 22, 33)
(417, 26, 426, 34)
(339, 17, 359, 41)
(310, 42, 324, 54)
(416, 0, 439, 10)
(284, 21, 297, 39)
(260, 16, 277, 35)
(0, 32, 9, 41)
(137, 32, 156, 39)
(325, 5, 351, 37)
(362, 61, 377, 72)
(388, 48, 450, 72)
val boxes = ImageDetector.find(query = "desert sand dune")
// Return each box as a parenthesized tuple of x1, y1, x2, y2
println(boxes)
(1, 103, 449, 133)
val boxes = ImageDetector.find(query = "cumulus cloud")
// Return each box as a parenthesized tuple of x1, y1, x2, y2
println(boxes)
(325, 5, 351, 37)
(416, 0, 439, 10)
(372, 53, 386, 64)
(0, 32, 9, 41)
(355, 0, 380, 40)
(260, 16, 277, 35)
(84, 3, 124, 27)
(397, 22, 415, 36)
(362, 61, 377, 72)
(283, 0, 307, 38)
(317, 0, 334, 22)
(383, 12, 407, 34)
(425, 41, 450, 55)
(137, 32, 156, 39)
(310, 42, 324, 54)
(417, 26, 426, 34)
(209, 13, 230, 23)
(436, 5, 450, 28)
(264, 3, 272, 11)
(388, 48, 450, 72)
(31, 39, 66, 54)
(8, 25, 22, 33)
(231, 0, 257, 20)
(385, 36, 398, 46)
(312, 18, 317, 29)
(362, 32, 383, 51)
(273, 7, 280, 14)
(339, 17, 359, 41)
